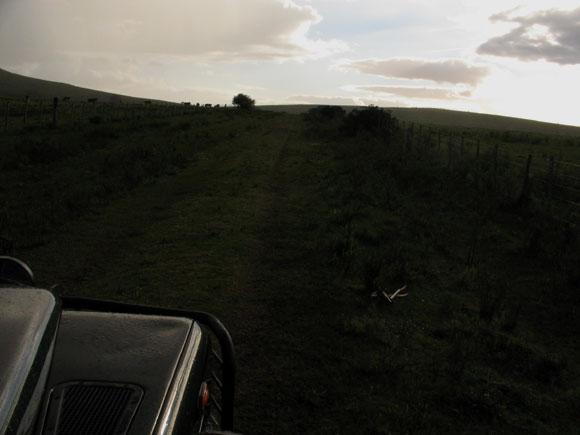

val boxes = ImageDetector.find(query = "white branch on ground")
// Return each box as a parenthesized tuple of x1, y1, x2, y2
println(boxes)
(371, 285, 408, 303)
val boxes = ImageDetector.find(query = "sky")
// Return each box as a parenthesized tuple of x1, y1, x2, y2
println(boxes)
(0, 0, 579, 125)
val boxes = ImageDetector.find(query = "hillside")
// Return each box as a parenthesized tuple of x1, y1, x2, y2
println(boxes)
(0, 67, 151, 103)
(261, 104, 580, 137)
(0, 106, 578, 433)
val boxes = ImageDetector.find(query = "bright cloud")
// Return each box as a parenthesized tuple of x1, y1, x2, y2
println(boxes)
(356, 86, 472, 100)
(478, 6, 580, 65)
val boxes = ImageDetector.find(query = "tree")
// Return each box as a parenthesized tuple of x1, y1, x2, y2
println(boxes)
(232, 93, 255, 110)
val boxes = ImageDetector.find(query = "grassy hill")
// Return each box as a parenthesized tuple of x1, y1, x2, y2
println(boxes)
(261, 104, 580, 137)
(0, 67, 152, 103)
(1, 104, 579, 433)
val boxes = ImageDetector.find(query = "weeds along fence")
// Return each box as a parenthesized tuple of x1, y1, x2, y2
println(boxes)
(399, 122, 580, 226)
(0, 97, 224, 131)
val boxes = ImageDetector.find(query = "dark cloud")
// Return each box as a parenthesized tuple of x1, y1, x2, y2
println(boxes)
(478, 7, 580, 65)
(342, 58, 489, 86)
(357, 85, 471, 100)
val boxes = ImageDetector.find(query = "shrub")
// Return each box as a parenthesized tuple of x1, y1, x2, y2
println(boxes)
(340, 106, 398, 140)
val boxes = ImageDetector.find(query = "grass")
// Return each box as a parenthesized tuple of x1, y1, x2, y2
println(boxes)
(0, 106, 579, 433)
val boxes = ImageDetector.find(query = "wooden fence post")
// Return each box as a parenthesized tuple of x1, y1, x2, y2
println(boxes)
(476, 139, 480, 160)
(52, 97, 59, 128)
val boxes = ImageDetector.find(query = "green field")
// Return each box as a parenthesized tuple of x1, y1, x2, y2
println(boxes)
(1, 102, 579, 433)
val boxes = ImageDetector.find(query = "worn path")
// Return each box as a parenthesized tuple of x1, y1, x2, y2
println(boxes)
(24, 116, 356, 433)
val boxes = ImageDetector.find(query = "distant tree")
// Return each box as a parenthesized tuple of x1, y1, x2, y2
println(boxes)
(232, 93, 255, 110)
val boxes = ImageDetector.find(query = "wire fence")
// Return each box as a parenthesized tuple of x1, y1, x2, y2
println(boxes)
(400, 122, 580, 226)
(0, 96, 225, 131)
(1, 100, 578, 224)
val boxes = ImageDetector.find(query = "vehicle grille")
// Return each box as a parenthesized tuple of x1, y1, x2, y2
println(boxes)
(41, 382, 143, 435)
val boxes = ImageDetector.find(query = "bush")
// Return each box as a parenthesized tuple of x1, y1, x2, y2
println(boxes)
(232, 93, 255, 110)
(340, 106, 398, 140)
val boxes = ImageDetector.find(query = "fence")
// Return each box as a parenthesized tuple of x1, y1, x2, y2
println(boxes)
(0, 97, 224, 131)
(400, 122, 580, 226)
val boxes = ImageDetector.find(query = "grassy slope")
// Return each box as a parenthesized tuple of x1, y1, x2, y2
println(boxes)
(0, 67, 152, 102)
(260, 105, 580, 137)
(1, 110, 579, 433)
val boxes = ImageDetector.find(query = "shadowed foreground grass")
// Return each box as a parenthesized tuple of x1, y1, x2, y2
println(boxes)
(1, 108, 578, 433)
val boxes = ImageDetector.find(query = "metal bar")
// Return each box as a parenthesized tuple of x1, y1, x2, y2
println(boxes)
(210, 396, 223, 414)
(211, 371, 223, 390)
(211, 348, 223, 365)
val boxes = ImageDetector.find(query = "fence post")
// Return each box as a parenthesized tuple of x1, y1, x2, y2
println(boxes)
(517, 154, 533, 205)
(438, 131, 441, 151)
(52, 97, 59, 128)
(476, 139, 480, 160)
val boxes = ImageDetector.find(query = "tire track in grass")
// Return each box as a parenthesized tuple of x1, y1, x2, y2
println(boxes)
(229, 121, 355, 434)
(22, 113, 349, 433)
(224, 119, 299, 433)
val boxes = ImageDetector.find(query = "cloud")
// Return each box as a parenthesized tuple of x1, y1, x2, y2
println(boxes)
(286, 95, 364, 105)
(286, 94, 407, 107)
(0, 0, 348, 100)
(340, 58, 489, 86)
(356, 85, 472, 100)
(478, 7, 580, 65)
(0, 0, 346, 65)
